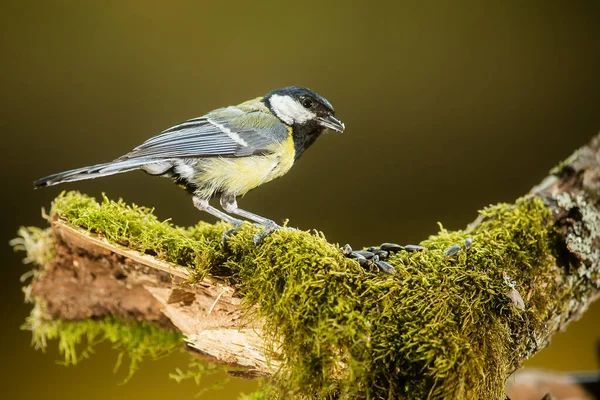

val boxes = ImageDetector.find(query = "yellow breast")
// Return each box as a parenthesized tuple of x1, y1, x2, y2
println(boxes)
(192, 131, 295, 198)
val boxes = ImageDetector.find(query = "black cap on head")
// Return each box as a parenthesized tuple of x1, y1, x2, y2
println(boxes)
(265, 86, 335, 115)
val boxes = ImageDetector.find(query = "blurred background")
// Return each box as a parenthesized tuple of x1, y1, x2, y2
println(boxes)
(1, 1, 600, 399)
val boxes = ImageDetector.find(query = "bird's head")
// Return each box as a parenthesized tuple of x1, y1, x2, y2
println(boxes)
(265, 86, 345, 133)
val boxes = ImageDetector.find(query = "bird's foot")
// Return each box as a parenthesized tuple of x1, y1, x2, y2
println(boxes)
(253, 221, 296, 245)
(221, 220, 244, 247)
(253, 221, 280, 245)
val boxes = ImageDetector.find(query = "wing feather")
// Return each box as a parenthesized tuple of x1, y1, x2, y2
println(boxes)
(118, 104, 288, 160)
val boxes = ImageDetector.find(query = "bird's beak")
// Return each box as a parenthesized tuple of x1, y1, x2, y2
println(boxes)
(318, 115, 345, 132)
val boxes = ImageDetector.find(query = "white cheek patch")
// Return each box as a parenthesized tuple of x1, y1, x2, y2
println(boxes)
(269, 94, 316, 125)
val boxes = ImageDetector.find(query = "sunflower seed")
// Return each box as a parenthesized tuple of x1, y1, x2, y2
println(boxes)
(375, 260, 396, 274)
(349, 251, 363, 259)
(375, 250, 389, 259)
(355, 251, 375, 259)
(380, 243, 404, 252)
(465, 237, 473, 250)
(445, 244, 461, 257)
(404, 244, 425, 252)
(341, 244, 353, 255)
(507, 288, 525, 310)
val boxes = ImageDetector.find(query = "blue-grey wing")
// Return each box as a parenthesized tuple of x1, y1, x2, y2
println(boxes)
(119, 105, 288, 160)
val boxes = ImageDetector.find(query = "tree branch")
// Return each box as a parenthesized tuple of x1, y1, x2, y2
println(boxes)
(14, 133, 600, 399)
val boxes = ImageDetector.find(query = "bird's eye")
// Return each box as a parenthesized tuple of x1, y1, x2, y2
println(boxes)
(301, 98, 314, 109)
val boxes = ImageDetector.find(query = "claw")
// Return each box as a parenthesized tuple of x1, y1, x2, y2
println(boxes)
(253, 221, 280, 245)
(252, 222, 298, 245)
(221, 221, 244, 247)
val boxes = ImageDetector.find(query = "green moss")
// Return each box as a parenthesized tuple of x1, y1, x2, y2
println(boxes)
(11, 226, 55, 267)
(22, 310, 182, 382)
(39, 191, 560, 399)
(50, 191, 233, 281)
(23, 309, 231, 395)
(225, 198, 557, 399)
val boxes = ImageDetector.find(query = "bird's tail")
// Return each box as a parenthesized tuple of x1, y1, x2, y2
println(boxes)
(33, 159, 151, 188)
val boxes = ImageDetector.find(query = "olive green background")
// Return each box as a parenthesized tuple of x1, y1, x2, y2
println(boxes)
(2, 1, 599, 399)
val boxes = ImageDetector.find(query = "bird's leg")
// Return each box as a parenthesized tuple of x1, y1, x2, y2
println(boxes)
(192, 197, 244, 245)
(220, 195, 281, 244)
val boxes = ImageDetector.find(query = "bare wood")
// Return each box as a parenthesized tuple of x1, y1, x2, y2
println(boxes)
(36, 218, 278, 374)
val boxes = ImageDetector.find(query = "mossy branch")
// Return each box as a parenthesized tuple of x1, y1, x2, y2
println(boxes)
(13, 134, 600, 399)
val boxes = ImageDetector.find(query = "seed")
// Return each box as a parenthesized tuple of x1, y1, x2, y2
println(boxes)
(349, 251, 369, 266)
(375, 250, 389, 259)
(349, 251, 363, 259)
(380, 243, 404, 252)
(375, 260, 396, 274)
(355, 251, 375, 259)
(465, 237, 473, 250)
(445, 244, 461, 257)
(507, 288, 525, 310)
(404, 245, 425, 252)
(341, 244, 353, 256)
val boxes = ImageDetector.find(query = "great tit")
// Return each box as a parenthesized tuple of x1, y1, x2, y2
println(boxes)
(34, 86, 345, 243)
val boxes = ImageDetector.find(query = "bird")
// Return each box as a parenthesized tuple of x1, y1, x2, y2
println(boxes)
(34, 86, 345, 244)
